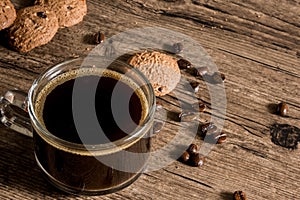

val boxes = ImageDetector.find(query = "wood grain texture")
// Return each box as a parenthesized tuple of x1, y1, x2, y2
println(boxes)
(0, 0, 299, 199)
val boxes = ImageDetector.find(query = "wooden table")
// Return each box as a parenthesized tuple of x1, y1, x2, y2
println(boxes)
(0, 0, 299, 199)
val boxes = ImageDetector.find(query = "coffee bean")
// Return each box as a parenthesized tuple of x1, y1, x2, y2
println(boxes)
(277, 102, 288, 117)
(195, 102, 206, 112)
(211, 72, 225, 84)
(200, 123, 211, 135)
(205, 131, 222, 144)
(189, 153, 205, 167)
(221, 73, 225, 80)
(189, 68, 199, 76)
(37, 12, 47, 18)
(173, 42, 183, 54)
(189, 67, 209, 77)
(94, 31, 105, 44)
(199, 103, 206, 112)
(153, 121, 165, 133)
(187, 143, 199, 154)
(199, 123, 217, 137)
(189, 102, 206, 113)
(180, 151, 190, 162)
(179, 111, 198, 122)
(196, 67, 209, 76)
(177, 59, 191, 69)
(215, 132, 227, 144)
(233, 191, 247, 200)
(190, 81, 200, 93)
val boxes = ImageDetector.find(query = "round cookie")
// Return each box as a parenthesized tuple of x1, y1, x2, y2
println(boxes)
(35, 0, 87, 28)
(8, 5, 59, 53)
(0, 0, 17, 30)
(128, 51, 181, 96)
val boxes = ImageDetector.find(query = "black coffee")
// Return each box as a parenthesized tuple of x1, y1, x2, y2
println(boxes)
(42, 74, 143, 144)
(33, 69, 151, 194)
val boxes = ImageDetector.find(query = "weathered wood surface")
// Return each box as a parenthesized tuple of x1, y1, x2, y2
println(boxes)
(0, 0, 299, 199)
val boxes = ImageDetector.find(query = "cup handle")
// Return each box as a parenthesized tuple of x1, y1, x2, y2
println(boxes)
(0, 90, 33, 137)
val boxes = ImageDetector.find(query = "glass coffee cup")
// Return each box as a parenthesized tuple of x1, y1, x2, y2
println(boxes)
(0, 57, 156, 195)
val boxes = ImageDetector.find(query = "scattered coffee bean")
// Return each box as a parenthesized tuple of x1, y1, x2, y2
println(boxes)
(199, 123, 217, 137)
(37, 12, 47, 18)
(221, 73, 225, 80)
(177, 59, 192, 69)
(189, 67, 209, 77)
(192, 102, 206, 112)
(215, 132, 227, 144)
(180, 151, 190, 162)
(153, 121, 165, 133)
(196, 67, 209, 76)
(179, 110, 198, 122)
(270, 123, 300, 149)
(205, 131, 222, 144)
(211, 72, 225, 84)
(173, 42, 183, 54)
(189, 153, 205, 167)
(94, 31, 105, 44)
(277, 102, 288, 117)
(189, 67, 198, 76)
(190, 81, 200, 93)
(233, 191, 247, 200)
(179, 144, 205, 167)
(187, 143, 199, 154)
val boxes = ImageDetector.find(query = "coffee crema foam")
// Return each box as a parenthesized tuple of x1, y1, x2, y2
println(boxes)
(34, 67, 150, 156)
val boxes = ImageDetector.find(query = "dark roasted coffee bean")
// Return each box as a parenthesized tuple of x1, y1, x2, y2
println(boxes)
(215, 132, 227, 144)
(179, 111, 197, 122)
(190, 67, 199, 76)
(194, 103, 206, 112)
(277, 102, 288, 117)
(180, 151, 190, 162)
(94, 31, 105, 44)
(190, 67, 209, 77)
(196, 67, 209, 76)
(205, 131, 222, 144)
(190, 102, 206, 112)
(270, 123, 300, 149)
(177, 59, 191, 69)
(199, 123, 217, 136)
(199, 103, 206, 112)
(173, 42, 183, 54)
(190, 81, 200, 93)
(187, 144, 199, 154)
(221, 73, 225, 80)
(37, 12, 47, 18)
(153, 121, 165, 133)
(211, 72, 225, 84)
(189, 153, 205, 167)
(233, 191, 247, 200)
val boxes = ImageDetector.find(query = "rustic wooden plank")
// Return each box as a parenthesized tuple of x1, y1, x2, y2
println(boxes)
(0, 0, 299, 199)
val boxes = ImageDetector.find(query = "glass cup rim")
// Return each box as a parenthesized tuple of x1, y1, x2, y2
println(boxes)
(27, 57, 156, 154)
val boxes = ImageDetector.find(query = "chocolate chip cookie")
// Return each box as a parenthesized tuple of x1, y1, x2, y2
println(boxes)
(7, 5, 59, 53)
(0, 0, 16, 30)
(35, 0, 87, 28)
